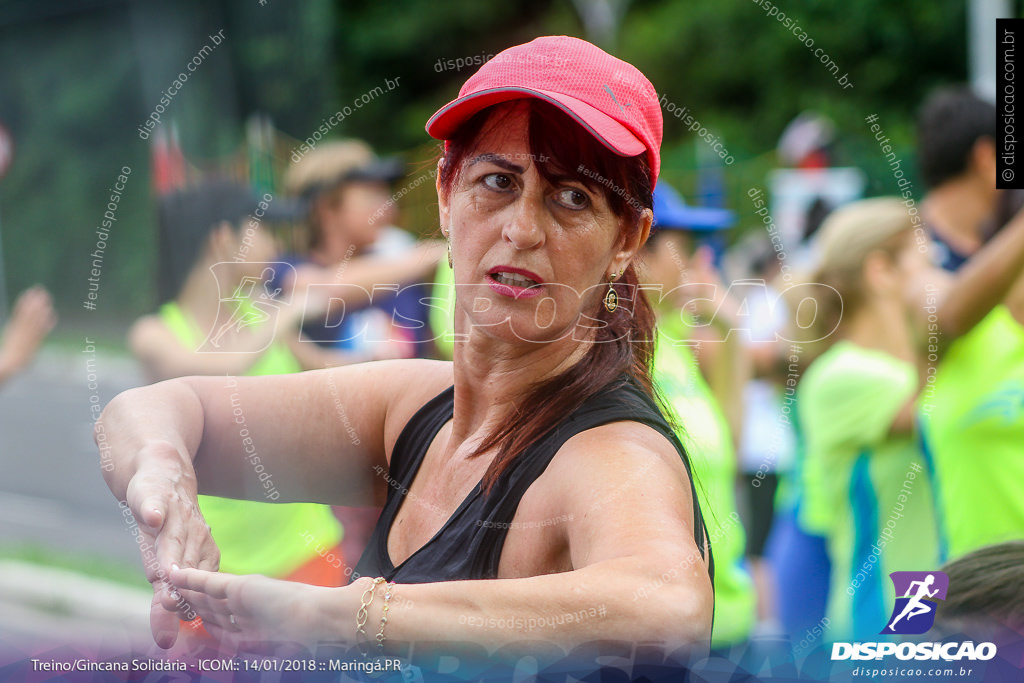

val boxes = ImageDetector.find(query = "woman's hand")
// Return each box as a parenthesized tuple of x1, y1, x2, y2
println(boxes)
(0, 285, 56, 384)
(168, 567, 352, 649)
(122, 442, 220, 648)
(96, 366, 445, 647)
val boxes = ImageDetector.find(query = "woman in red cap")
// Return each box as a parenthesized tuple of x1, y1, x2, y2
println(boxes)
(97, 36, 714, 657)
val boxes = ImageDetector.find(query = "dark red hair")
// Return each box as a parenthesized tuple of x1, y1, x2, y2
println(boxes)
(438, 99, 663, 492)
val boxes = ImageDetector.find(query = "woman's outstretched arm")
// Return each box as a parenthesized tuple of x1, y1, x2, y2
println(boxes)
(168, 420, 714, 655)
(96, 358, 452, 647)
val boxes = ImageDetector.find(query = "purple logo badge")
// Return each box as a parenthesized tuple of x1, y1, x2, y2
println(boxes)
(881, 571, 949, 635)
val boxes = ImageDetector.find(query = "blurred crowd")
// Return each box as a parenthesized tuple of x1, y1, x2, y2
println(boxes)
(4, 84, 1022, 649)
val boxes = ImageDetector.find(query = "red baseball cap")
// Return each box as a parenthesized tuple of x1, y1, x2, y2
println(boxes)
(426, 36, 663, 186)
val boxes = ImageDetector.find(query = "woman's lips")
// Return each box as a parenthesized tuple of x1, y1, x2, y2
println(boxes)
(487, 267, 544, 299)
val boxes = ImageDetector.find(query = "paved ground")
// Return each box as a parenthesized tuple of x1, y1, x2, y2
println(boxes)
(0, 345, 156, 657)
(0, 344, 145, 565)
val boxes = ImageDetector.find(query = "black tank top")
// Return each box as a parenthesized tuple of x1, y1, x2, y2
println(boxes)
(352, 375, 713, 585)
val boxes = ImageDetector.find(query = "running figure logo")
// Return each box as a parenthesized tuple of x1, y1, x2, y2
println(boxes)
(881, 571, 949, 635)
(198, 261, 295, 353)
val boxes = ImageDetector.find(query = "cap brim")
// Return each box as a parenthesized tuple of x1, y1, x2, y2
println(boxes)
(259, 196, 310, 222)
(300, 157, 407, 204)
(344, 157, 406, 184)
(426, 86, 646, 158)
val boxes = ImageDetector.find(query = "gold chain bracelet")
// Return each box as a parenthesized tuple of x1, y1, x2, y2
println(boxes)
(375, 581, 397, 651)
(355, 576, 386, 641)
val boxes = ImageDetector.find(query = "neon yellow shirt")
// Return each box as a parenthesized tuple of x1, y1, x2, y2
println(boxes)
(159, 302, 342, 577)
(429, 260, 457, 360)
(918, 305, 1024, 561)
(798, 341, 938, 640)
(654, 317, 755, 647)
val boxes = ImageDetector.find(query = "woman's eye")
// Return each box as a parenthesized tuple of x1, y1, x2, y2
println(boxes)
(555, 188, 589, 209)
(482, 173, 514, 191)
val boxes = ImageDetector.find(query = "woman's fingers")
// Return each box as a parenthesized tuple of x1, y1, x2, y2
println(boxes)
(154, 514, 193, 582)
(136, 494, 167, 532)
(170, 569, 248, 640)
(126, 479, 182, 580)
(166, 569, 331, 648)
(149, 588, 181, 649)
(179, 517, 209, 571)
(129, 491, 188, 647)
(163, 500, 220, 575)
(172, 566, 232, 599)
(177, 591, 238, 632)
(135, 487, 216, 577)
(196, 531, 221, 571)
(126, 478, 221, 645)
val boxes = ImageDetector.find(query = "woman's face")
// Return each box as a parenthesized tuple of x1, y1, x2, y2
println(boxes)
(438, 103, 650, 345)
(895, 233, 940, 308)
(316, 181, 391, 251)
(230, 222, 278, 280)
(895, 233, 956, 335)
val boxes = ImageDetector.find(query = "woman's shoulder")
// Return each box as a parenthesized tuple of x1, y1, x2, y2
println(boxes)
(312, 358, 453, 419)
(361, 358, 454, 443)
(348, 358, 453, 400)
(536, 417, 697, 533)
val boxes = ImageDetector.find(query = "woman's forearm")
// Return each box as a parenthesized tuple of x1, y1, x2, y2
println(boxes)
(347, 558, 712, 655)
(293, 243, 443, 310)
(97, 379, 206, 501)
(938, 208, 1024, 339)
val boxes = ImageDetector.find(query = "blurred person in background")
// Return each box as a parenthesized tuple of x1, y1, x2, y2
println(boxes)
(725, 234, 797, 637)
(132, 180, 303, 379)
(0, 285, 56, 387)
(916, 87, 1024, 564)
(280, 139, 442, 367)
(642, 184, 755, 648)
(760, 196, 843, 644)
(427, 255, 457, 360)
(774, 112, 845, 273)
(282, 140, 445, 570)
(918, 87, 1023, 271)
(795, 197, 1024, 640)
(129, 179, 346, 601)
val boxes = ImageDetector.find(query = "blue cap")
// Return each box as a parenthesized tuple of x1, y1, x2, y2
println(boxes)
(652, 184, 734, 231)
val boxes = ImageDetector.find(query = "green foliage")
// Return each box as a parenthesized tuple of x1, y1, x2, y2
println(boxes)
(614, 0, 966, 209)
(0, 8, 152, 327)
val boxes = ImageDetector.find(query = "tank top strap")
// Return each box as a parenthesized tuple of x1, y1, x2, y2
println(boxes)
(385, 385, 455, 488)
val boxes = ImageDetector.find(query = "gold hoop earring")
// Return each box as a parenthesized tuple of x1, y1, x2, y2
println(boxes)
(603, 272, 619, 313)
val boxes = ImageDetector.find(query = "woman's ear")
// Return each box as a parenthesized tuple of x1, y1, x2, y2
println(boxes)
(862, 249, 898, 295)
(609, 208, 653, 276)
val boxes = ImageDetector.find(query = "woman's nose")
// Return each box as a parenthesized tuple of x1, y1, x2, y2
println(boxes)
(502, 195, 546, 250)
